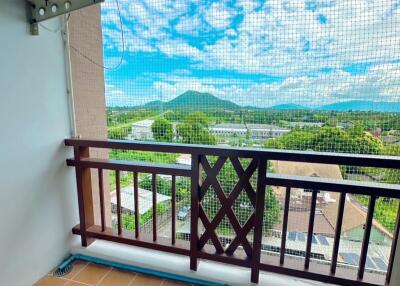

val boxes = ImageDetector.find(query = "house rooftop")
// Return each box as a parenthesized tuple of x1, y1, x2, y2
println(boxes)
(110, 185, 171, 215)
(272, 161, 392, 237)
(132, 119, 154, 128)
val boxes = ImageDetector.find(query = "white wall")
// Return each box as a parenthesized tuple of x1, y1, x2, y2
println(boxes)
(0, 1, 78, 285)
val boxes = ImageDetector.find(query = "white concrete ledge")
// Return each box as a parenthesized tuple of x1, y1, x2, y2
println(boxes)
(70, 236, 331, 286)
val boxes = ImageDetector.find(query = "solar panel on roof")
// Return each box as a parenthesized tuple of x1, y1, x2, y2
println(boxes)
(340, 253, 353, 265)
(317, 235, 329, 246)
(366, 256, 376, 269)
(372, 257, 387, 271)
(340, 253, 359, 266)
(288, 232, 297, 241)
(312, 235, 318, 244)
(297, 232, 306, 242)
(349, 253, 360, 265)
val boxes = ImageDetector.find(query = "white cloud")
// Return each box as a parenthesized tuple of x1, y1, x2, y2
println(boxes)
(152, 63, 400, 107)
(101, 0, 400, 105)
(102, 0, 192, 53)
(193, 0, 400, 76)
(102, 0, 400, 76)
(203, 1, 234, 30)
(235, 0, 260, 13)
(105, 84, 131, 106)
(158, 39, 202, 59)
(175, 14, 204, 36)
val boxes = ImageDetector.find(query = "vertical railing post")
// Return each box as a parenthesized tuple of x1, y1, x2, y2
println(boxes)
(116, 170, 122, 235)
(280, 187, 291, 265)
(190, 152, 201, 271)
(331, 192, 346, 274)
(98, 168, 105, 232)
(305, 190, 318, 270)
(251, 158, 267, 283)
(358, 195, 376, 279)
(387, 201, 400, 285)
(152, 173, 157, 241)
(74, 146, 95, 247)
(133, 172, 139, 238)
(172, 175, 176, 245)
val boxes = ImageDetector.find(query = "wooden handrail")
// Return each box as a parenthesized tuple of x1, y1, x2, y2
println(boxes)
(66, 138, 400, 286)
(65, 138, 400, 168)
(266, 173, 400, 198)
(66, 158, 192, 176)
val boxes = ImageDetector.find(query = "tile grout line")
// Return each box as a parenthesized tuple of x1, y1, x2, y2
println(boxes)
(94, 266, 113, 286)
(127, 272, 138, 286)
(62, 261, 90, 286)
(70, 262, 90, 280)
(49, 276, 71, 286)
(45, 260, 189, 286)
(66, 280, 93, 286)
(127, 272, 139, 286)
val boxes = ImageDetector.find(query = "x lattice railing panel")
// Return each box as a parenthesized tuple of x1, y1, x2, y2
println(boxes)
(197, 155, 258, 258)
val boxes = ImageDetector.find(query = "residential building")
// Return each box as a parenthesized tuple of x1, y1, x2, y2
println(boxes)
(130, 119, 155, 140)
(210, 123, 248, 137)
(210, 123, 290, 139)
(247, 124, 291, 139)
(272, 161, 393, 243)
(288, 122, 325, 128)
(129, 119, 178, 141)
(110, 186, 171, 216)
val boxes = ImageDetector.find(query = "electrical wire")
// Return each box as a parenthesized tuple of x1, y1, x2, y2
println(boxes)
(69, 0, 125, 71)
(40, 0, 125, 71)
(39, 13, 71, 33)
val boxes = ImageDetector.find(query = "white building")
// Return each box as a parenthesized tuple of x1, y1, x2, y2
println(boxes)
(247, 124, 290, 139)
(288, 122, 324, 128)
(110, 186, 171, 215)
(130, 119, 179, 141)
(210, 123, 248, 137)
(130, 119, 154, 140)
(210, 123, 290, 140)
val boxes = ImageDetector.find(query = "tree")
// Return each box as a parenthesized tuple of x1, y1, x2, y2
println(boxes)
(108, 126, 130, 139)
(264, 126, 383, 155)
(151, 118, 174, 142)
(185, 111, 210, 127)
(177, 112, 216, 145)
(381, 144, 400, 184)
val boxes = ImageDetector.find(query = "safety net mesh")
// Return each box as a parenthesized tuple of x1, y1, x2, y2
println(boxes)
(67, 0, 400, 276)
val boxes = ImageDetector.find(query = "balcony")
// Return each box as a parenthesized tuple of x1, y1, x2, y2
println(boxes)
(2, 1, 400, 286)
(62, 138, 400, 286)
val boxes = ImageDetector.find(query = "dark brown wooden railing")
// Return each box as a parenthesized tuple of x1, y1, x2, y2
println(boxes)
(65, 138, 400, 286)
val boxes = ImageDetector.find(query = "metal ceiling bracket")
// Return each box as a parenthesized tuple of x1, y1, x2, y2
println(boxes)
(26, 0, 104, 35)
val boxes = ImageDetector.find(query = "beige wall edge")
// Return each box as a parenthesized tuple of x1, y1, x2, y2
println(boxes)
(67, 4, 111, 227)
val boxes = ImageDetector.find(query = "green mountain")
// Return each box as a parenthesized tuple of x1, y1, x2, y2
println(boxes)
(144, 91, 240, 110)
(143, 100, 163, 109)
(143, 91, 399, 112)
(319, 100, 400, 112)
(271, 103, 309, 110)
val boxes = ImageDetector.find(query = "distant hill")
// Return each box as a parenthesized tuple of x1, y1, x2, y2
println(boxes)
(143, 92, 399, 113)
(271, 103, 309, 110)
(318, 100, 400, 112)
(144, 91, 240, 110)
(143, 100, 163, 109)
(271, 101, 400, 112)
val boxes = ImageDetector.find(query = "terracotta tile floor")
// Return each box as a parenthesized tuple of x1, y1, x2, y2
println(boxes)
(34, 260, 191, 286)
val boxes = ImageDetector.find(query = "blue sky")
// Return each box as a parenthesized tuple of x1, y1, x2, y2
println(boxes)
(101, 0, 400, 108)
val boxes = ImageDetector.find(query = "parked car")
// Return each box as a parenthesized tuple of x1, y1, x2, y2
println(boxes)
(177, 206, 190, 221)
